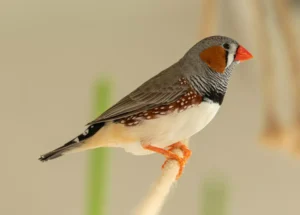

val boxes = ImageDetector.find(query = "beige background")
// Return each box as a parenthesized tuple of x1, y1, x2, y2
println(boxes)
(1, 0, 300, 214)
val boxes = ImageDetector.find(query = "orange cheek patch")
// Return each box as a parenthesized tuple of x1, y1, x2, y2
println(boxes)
(199, 46, 226, 73)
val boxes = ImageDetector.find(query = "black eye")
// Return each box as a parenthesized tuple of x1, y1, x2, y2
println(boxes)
(223, 43, 230, 50)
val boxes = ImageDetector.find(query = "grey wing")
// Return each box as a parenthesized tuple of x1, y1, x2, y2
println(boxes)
(87, 63, 188, 125)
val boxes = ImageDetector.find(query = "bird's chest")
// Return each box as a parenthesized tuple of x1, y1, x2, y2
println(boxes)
(133, 101, 220, 147)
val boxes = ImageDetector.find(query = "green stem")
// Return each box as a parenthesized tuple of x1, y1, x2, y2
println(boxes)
(200, 176, 228, 215)
(86, 80, 111, 215)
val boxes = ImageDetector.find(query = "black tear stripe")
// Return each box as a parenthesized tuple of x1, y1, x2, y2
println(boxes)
(234, 45, 239, 60)
(225, 50, 229, 65)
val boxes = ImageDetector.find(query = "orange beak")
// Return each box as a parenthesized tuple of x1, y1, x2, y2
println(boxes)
(234, 45, 253, 62)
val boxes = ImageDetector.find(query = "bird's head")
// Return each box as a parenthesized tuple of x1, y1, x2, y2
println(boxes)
(184, 35, 253, 74)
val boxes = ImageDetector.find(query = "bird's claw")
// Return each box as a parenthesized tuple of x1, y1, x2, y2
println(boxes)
(162, 142, 192, 180)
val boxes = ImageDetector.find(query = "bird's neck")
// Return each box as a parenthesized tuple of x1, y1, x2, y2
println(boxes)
(179, 58, 234, 105)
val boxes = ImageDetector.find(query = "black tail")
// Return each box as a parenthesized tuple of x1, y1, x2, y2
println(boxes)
(39, 122, 105, 162)
(38, 141, 80, 161)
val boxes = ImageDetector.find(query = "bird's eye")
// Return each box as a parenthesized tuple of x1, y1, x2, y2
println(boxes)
(223, 43, 230, 50)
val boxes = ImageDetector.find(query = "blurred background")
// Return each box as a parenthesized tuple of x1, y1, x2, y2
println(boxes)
(1, 0, 300, 214)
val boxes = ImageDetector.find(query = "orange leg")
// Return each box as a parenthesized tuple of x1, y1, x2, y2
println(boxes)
(143, 142, 192, 180)
(165, 142, 192, 164)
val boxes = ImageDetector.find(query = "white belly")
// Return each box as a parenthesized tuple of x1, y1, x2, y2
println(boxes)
(122, 101, 220, 155)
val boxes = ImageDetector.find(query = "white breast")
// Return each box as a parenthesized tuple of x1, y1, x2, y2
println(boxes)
(122, 101, 220, 155)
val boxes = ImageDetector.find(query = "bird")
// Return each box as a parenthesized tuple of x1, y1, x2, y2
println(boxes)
(39, 35, 253, 179)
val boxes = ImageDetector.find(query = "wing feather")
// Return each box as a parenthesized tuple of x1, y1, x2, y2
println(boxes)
(87, 63, 189, 125)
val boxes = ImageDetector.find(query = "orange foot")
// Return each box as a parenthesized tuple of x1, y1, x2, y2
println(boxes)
(143, 142, 192, 180)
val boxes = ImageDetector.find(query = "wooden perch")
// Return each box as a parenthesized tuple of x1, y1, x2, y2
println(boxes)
(133, 147, 185, 215)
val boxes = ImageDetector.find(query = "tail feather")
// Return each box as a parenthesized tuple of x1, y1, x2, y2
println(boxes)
(39, 122, 105, 162)
(39, 141, 81, 161)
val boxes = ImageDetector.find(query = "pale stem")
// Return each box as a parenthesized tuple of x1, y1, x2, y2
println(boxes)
(274, 0, 300, 122)
(252, 0, 280, 130)
(133, 148, 184, 215)
(199, 0, 218, 37)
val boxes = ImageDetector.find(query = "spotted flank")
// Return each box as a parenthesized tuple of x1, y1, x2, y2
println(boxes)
(39, 122, 105, 161)
(178, 77, 187, 85)
(116, 81, 202, 127)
